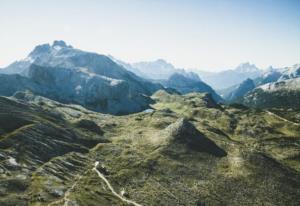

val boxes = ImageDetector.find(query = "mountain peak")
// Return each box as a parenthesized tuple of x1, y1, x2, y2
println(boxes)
(29, 43, 51, 57)
(52, 40, 66, 47)
(235, 62, 260, 73)
(52, 40, 73, 49)
(155, 59, 168, 64)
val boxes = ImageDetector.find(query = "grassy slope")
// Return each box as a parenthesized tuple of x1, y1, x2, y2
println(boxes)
(0, 91, 299, 206)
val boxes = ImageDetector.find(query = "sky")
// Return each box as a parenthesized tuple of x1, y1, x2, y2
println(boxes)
(0, 0, 299, 71)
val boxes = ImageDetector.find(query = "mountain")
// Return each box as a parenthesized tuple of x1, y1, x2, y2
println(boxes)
(253, 66, 282, 86)
(220, 64, 299, 104)
(160, 73, 223, 102)
(107, 55, 145, 77)
(221, 78, 255, 102)
(1, 90, 299, 205)
(278, 64, 300, 81)
(196, 62, 262, 90)
(122, 58, 201, 81)
(242, 77, 300, 109)
(131, 59, 179, 80)
(109, 57, 222, 102)
(252, 64, 300, 86)
(239, 64, 300, 109)
(0, 41, 162, 114)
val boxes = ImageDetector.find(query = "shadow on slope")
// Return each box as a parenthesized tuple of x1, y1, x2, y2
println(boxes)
(163, 118, 227, 157)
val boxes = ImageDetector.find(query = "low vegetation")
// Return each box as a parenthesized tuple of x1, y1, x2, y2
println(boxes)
(0, 90, 299, 205)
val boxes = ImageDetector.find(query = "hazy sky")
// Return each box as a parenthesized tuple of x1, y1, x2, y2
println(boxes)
(0, 0, 299, 71)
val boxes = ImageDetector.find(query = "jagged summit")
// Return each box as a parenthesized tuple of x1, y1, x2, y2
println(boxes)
(52, 40, 68, 48)
(235, 62, 260, 73)
(0, 41, 162, 114)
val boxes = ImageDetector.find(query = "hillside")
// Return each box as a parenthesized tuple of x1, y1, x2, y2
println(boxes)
(242, 78, 300, 109)
(0, 91, 299, 205)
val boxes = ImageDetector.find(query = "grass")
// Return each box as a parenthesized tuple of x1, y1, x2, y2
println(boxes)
(0, 92, 299, 205)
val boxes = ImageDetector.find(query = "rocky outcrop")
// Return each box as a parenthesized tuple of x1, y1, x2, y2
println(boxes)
(164, 118, 227, 157)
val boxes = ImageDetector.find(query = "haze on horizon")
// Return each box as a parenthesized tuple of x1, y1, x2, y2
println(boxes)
(0, 0, 299, 72)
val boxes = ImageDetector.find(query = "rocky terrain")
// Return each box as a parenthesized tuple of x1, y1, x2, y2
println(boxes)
(0, 41, 162, 114)
(0, 41, 299, 206)
(0, 90, 299, 206)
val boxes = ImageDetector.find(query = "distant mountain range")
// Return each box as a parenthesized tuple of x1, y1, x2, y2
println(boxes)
(0, 41, 224, 114)
(213, 63, 299, 107)
(1, 41, 299, 110)
(109, 57, 223, 102)
(110, 57, 202, 81)
(195, 62, 262, 90)
(0, 41, 162, 114)
(157, 73, 222, 102)
(241, 64, 300, 109)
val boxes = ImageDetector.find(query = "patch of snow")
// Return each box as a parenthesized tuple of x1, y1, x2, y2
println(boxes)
(75, 85, 82, 94)
(143, 109, 154, 113)
(24, 56, 34, 63)
(259, 78, 300, 91)
(110, 79, 122, 86)
(8, 157, 19, 166)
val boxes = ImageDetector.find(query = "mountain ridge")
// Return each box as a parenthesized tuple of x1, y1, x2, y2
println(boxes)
(0, 41, 163, 114)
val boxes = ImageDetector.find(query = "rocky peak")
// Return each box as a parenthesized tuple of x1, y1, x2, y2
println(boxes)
(165, 118, 227, 157)
(29, 43, 51, 57)
(52, 40, 73, 50)
(235, 62, 260, 73)
(166, 118, 193, 138)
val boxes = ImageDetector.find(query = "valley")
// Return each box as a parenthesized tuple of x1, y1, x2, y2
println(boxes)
(1, 0, 300, 204)
(0, 41, 299, 206)
(0, 90, 299, 206)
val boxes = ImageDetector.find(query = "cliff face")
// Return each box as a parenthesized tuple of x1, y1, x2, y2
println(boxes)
(0, 41, 162, 114)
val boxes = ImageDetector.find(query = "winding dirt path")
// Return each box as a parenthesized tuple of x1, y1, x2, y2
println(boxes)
(93, 161, 142, 206)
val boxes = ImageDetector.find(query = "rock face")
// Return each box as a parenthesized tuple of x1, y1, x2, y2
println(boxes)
(0, 41, 162, 114)
(162, 73, 223, 102)
(164, 118, 227, 157)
